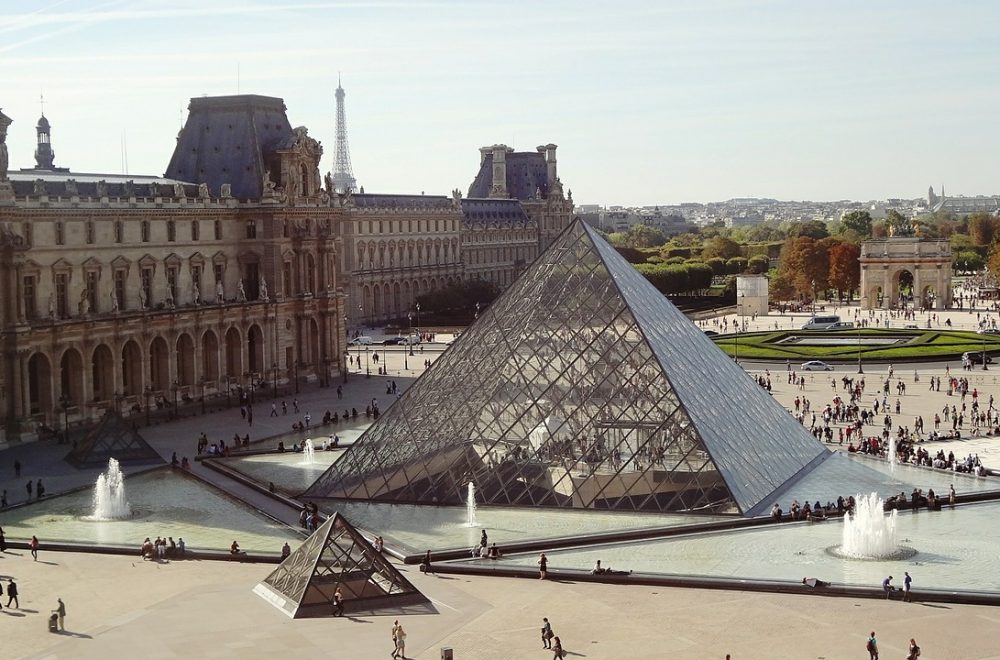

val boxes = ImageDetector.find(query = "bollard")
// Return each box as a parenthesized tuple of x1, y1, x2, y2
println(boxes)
(440, 647, 454, 660)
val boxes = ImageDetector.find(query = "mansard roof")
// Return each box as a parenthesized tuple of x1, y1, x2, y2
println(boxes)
(460, 198, 531, 226)
(165, 94, 293, 200)
(468, 150, 549, 200)
(352, 193, 453, 210)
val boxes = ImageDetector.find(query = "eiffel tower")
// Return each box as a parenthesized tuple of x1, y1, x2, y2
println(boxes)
(331, 75, 357, 193)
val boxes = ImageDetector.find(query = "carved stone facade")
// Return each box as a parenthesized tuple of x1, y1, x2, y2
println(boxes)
(0, 99, 346, 444)
(342, 194, 463, 325)
(859, 237, 952, 310)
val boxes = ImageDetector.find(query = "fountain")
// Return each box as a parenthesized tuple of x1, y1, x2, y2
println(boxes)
(90, 458, 131, 520)
(836, 492, 914, 560)
(465, 482, 479, 527)
(302, 438, 316, 465)
(888, 436, 897, 471)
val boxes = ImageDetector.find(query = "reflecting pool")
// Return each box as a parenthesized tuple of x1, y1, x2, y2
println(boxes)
(223, 450, 344, 494)
(503, 501, 1000, 592)
(0, 469, 301, 553)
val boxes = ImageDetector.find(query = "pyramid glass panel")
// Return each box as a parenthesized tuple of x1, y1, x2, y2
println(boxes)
(255, 513, 427, 618)
(306, 220, 829, 515)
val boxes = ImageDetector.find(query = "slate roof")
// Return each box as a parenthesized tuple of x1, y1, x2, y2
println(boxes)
(460, 198, 531, 227)
(467, 151, 549, 200)
(165, 95, 293, 200)
(352, 193, 453, 210)
(8, 171, 196, 198)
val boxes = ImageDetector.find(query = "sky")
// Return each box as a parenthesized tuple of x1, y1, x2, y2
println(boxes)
(1, 0, 998, 206)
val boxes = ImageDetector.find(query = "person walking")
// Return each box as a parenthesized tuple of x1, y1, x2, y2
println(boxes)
(391, 619, 406, 658)
(551, 635, 565, 659)
(541, 617, 553, 649)
(903, 571, 913, 602)
(907, 638, 921, 659)
(332, 587, 344, 617)
(866, 631, 878, 660)
(882, 575, 893, 599)
(52, 598, 66, 631)
(6, 579, 18, 609)
(30, 534, 39, 561)
(538, 552, 548, 580)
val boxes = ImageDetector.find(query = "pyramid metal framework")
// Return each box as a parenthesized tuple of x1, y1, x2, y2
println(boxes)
(306, 220, 829, 516)
(65, 412, 163, 468)
(254, 513, 427, 618)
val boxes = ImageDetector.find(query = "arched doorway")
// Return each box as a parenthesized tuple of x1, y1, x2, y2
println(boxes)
(176, 333, 195, 386)
(921, 284, 937, 310)
(149, 337, 169, 391)
(202, 330, 220, 383)
(59, 348, 84, 406)
(121, 341, 142, 396)
(91, 344, 114, 402)
(247, 324, 264, 373)
(27, 352, 53, 416)
(894, 269, 913, 307)
(225, 327, 242, 378)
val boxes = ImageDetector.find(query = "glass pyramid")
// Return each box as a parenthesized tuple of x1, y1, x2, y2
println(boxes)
(306, 220, 828, 516)
(254, 513, 427, 618)
(65, 412, 163, 467)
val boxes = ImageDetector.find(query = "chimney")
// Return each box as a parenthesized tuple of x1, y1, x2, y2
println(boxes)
(545, 143, 558, 186)
(489, 144, 508, 198)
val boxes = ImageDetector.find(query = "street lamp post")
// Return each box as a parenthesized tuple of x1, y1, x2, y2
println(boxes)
(734, 325, 740, 365)
(171, 381, 179, 418)
(415, 302, 421, 338)
(294, 362, 300, 394)
(983, 333, 989, 371)
(271, 362, 278, 399)
(857, 328, 864, 374)
(144, 385, 153, 426)
(342, 353, 348, 384)
(365, 346, 370, 378)
(59, 394, 70, 444)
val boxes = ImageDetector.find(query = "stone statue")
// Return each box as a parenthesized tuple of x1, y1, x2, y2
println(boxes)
(259, 275, 269, 302)
(0, 110, 9, 182)
(192, 281, 201, 305)
(451, 188, 462, 209)
(237, 278, 247, 302)
(48, 293, 55, 319)
(324, 172, 334, 193)
(198, 182, 209, 199)
(285, 172, 300, 200)
(340, 187, 354, 208)
(124, 180, 135, 197)
(138, 287, 147, 310)
(215, 279, 224, 304)
(173, 182, 185, 198)
(97, 180, 108, 197)
(33, 179, 46, 196)
(262, 169, 276, 195)
(164, 285, 175, 309)
(220, 183, 232, 198)
(65, 178, 78, 195)
(110, 289, 119, 312)
(78, 290, 90, 316)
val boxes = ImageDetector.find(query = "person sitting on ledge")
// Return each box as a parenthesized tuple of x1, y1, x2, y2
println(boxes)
(277, 441, 285, 452)
(141, 537, 154, 560)
(420, 550, 432, 573)
(802, 577, 829, 588)
(770, 503, 782, 521)
(592, 560, 606, 575)
(487, 543, 502, 560)
(230, 540, 246, 558)
(180, 456, 190, 470)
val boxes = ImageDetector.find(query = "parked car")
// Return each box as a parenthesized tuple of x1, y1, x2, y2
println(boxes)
(703, 330, 719, 336)
(801, 360, 833, 371)
(963, 351, 994, 365)
(976, 328, 1000, 335)
(348, 336, 373, 346)
(382, 337, 406, 345)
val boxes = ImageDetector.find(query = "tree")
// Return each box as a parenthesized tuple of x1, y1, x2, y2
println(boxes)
(613, 246, 650, 264)
(841, 210, 873, 238)
(623, 224, 667, 248)
(988, 243, 1000, 280)
(415, 280, 500, 315)
(701, 236, 741, 261)
(706, 257, 728, 278)
(768, 271, 795, 302)
(725, 257, 748, 274)
(968, 213, 997, 246)
(777, 236, 827, 298)
(790, 220, 829, 240)
(954, 250, 985, 273)
(747, 255, 769, 274)
(828, 242, 861, 301)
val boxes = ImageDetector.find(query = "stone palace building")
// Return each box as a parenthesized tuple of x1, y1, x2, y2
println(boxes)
(0, 95, 575, 443)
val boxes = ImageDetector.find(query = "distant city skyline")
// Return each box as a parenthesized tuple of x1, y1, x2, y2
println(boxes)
(3, 0, 998, 206)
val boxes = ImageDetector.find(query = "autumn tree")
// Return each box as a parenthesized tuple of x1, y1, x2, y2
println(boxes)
(777, 236, 828, 298)
(968, 213, 997, 246)
(701, 236, 741, 261)
(828, 242, 861, 301)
